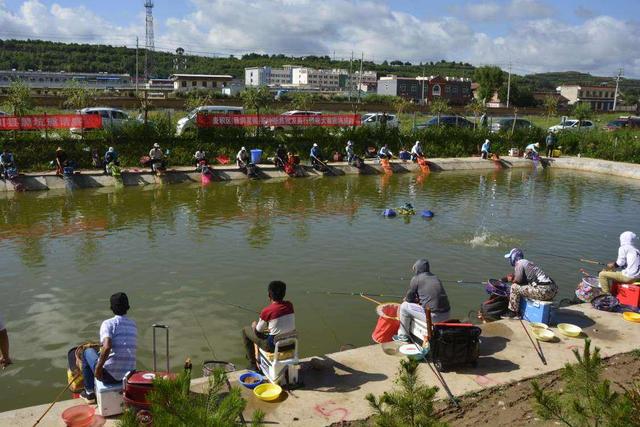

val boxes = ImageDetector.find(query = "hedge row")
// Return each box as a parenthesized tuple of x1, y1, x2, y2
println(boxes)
(0, 122, 637, 171)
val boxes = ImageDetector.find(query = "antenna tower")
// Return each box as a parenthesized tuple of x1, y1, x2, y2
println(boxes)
(144, 0, 155, 79)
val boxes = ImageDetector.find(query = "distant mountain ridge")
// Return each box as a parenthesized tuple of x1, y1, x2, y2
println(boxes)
(1, 39, 639, 93)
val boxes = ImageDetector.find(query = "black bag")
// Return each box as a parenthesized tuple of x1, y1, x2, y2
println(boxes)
(479, 295, 509, 322)
(429, 323, 481, 372)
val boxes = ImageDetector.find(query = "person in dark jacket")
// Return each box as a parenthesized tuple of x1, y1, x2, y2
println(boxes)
(275, 144, 287, 168)
(393, 259, 451, 342)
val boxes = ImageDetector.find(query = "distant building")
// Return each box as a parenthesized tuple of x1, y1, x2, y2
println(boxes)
(245, 65, 299, 87)
(0, 70, 132, 91)
(377, 75, 472, 105)
(532, 91, 570, 109)
(557, 84, 616, 111)
(245, 66, 377, 92)
(170, 73, 233, 92)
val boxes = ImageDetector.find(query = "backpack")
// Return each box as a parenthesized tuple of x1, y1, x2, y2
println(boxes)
(591, 294, 620, 312)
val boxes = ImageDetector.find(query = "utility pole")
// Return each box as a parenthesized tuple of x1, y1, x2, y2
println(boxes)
(135, 37, 139, 95)
(357, 52, 364, 104)
(506, 62, 512, 109)
(421, 65, 426, 106)
(613, 67, 623, 111)
(348, 51, 353, 102)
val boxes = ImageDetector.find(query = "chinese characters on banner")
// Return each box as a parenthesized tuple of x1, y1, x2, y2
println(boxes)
(0, 114, 102, 131)
(196, 114, 361, 128)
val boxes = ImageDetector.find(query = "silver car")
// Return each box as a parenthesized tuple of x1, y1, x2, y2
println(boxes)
(70, 107, 131, 134)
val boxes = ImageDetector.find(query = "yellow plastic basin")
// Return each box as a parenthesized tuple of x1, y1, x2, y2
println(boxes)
(557, 323, 582, 337)
(253, 383, 282, 402)
(532, 328, 555, 342)
(529, 322, 548, 330)
(623, 312, 640, 323)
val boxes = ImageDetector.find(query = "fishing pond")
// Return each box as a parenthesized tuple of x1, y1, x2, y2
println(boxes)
(1, 167, 639, 411)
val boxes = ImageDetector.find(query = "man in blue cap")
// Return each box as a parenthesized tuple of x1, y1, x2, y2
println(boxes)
(502, 248, 557, 319)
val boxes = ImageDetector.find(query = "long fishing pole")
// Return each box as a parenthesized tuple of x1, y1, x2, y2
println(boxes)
(518, 318, 546, 365)
(529, 251, 605, 266)
(33, 371, 82, 426)
(306, 290, 403, 299)
(378, 276, 486, 286)
(212, 299, 260, 314)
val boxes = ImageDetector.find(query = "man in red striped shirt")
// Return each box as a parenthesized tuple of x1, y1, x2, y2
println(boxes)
(242, 281, 295, 370)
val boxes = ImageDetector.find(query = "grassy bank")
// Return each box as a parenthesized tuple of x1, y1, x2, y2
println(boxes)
(1, 110, 639, 171)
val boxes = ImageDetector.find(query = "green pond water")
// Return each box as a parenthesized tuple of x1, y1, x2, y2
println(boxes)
(1, 168, 640, 411)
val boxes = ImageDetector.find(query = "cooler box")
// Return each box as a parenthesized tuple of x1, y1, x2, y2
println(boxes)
(95, 379, 123, 417)
(250, 149, 262, 164)
(519, 298, 554, 324)
(508, 148, 520, 157)
(612, 282, 640, 308)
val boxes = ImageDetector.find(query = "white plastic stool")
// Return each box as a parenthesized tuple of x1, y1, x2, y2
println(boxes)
(95, 379, 124, 416)
(256, 332, 300, 385)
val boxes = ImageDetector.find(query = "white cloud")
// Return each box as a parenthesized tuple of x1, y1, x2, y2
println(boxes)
(0, 0, 140, 45)
(0, 0, 638, 78)
(453, 0, 552, 22)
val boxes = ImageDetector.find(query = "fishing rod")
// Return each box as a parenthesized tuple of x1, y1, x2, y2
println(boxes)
(378, 276, 486, 286)
(33, 371, 82, 426)
(212, 299, 260, 314)
(529, 251, 605, 266)
(519, 318, 547, 365)
(306, 290, 404, 299)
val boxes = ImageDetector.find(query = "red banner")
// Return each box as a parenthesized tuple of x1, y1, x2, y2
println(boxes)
(196, 113, 361, 128)
(0, 114, 102, 131)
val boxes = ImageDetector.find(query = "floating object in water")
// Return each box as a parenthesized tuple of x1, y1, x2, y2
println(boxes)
(421, 210, 434, 218)
(397, 203, 415, 216)
(383, 209, 397, 217)
(623, 312, 640, 323)
(239, 372, 264, 389)
(532, 328, 555, 342)
(557, 323, 582, 337)
(398, 344, 428, 360)
(253, 383, 282, 401)
(61, 404, 95, 427)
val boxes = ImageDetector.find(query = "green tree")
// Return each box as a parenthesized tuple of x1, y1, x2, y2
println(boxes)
(473, 66, 504, 103)
(289, 92, 313, 112)
(240, 86, 272, 116)
(392, 96, 411, 117)
(543, 95, 558, 121)
(366, 359, 447, 427)
(62, 81, 98, 110)
(184, 90, 214, 112)
(429, 98, 451, 125)
(118, 369, 264, 427)
(532, 339, 635, 427)
(498, 84, 536, 107)
(4, 80, 33, 116)
(466, 98, 486, 129)
(573, 102, 593, 128)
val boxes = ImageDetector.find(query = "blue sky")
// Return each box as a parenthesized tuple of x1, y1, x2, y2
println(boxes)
(1, 0, 639, 76)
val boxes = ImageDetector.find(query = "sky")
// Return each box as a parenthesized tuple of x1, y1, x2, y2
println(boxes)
(0, 0, 639, 77)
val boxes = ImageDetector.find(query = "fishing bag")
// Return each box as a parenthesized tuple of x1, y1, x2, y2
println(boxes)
(591, 294, 620, 312)
(67, 342, 101, 395)
(428, 323, 481, 372)
(479, 295, 509, 322)
(575, 276, 602, 302)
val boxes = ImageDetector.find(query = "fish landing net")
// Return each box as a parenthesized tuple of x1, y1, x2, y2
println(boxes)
(371, 302, 401, 343)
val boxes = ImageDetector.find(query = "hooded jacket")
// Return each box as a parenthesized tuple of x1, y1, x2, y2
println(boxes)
(404, 259, 451, 314)
(617, 231, 640, 278)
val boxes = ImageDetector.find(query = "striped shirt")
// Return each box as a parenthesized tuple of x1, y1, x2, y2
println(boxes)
(100, 315, 137, 381)
(256, 301, 295, 337)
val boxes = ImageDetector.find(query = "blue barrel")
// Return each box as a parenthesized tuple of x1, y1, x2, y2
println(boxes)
(250, 149, 262, 164)
(383, 209, 397, 218)
(421, 210, 434, 218)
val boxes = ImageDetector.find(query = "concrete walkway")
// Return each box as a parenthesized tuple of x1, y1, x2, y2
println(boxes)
(3, 304, 639, 426)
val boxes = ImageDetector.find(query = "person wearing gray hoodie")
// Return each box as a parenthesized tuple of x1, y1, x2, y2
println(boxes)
(393, 259, 451, 342)
(599, 231, 640, 293)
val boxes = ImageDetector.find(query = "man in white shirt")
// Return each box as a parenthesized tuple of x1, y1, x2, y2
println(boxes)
(599, 231, 640, 293)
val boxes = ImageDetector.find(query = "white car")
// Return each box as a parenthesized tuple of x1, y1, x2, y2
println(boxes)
(70, 107, 131, 134)
(272, 110, 322, 131)
(0, 110, 7, 117)
(548, 119, 595, 133)
(361, 113, 399, 129)
(176, 105, 244, 136)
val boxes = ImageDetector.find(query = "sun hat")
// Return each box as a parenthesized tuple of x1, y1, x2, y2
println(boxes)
(504, 248, 524, 266)
(153, 143, 160, 148)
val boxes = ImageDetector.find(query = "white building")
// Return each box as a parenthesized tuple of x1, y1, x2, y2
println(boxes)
(170, 73, 233, 92)
(245, 65, 299, 87)
(557, 84, 616, 111)
(291, 68, 346, 90)
(0, 70, 133, 91)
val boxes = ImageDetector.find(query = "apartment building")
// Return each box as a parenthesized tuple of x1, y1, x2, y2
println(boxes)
(170, 74, 233, 92)
(0, 70, 133, 90)
(377, 75, 472, 105)
(557, 84, 616, 111)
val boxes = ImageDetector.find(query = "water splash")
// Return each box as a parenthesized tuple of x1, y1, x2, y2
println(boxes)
(468, 229, 501, 247)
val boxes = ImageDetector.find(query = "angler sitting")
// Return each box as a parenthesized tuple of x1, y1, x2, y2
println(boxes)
(81, 292, 137, 404)
(148, 143, 166, 171)
(241, 280, 295, 371)
(393, 259, 451, 343)
(275, 144, 288, 168)
(378, 144, 393, 160)
(194, 149, 207, 170)
(411, 140, 424, 162)
(103, 147, 119, 174)
(236, 146, 250, 172)
(310, 143, 324, 170)
(502, 248, 557, 319)
(0, 148, 15, 179)
(598, 231, 640, 293)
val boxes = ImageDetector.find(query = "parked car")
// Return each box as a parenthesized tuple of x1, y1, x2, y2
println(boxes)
(272, 110, 322, 131)
(548, 119, 595, 133)
(70, 107, 131, 134)
(361, 112, 399, 129)
(604, 117, 640, 131)
(415, 115, 474, 129)
(490, 117, 534, 133)
(175, 105, 244, 136)
(0, 110, 7, 117)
